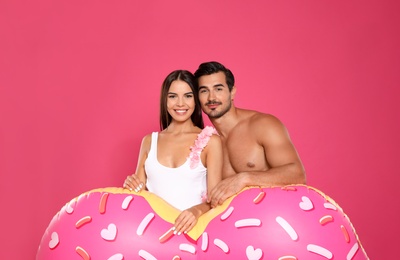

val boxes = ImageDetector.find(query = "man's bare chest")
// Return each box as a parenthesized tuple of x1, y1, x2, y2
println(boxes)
(222, 135, 269, 173)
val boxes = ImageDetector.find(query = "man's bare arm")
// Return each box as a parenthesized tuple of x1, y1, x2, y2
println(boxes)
(246, 113, 306, 186)
(208, 114, 306, 207)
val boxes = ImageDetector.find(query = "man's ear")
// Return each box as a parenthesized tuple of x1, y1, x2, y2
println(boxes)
(231, 85, 237, 101)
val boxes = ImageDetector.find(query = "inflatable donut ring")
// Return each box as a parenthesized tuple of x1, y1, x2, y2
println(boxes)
(36, 185, 369, 259)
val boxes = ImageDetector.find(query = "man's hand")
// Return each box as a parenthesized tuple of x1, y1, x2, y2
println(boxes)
(207, 174, 247, 208)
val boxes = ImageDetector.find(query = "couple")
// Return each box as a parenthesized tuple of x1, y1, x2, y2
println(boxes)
(123, 61, 306, 236)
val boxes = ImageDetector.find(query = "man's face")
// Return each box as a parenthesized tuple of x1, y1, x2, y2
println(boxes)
(197, 71, 235, 119)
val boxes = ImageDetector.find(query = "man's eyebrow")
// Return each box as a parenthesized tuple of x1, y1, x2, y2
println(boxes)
(198, 84, 225, 89)
(213, 84, 225, 88)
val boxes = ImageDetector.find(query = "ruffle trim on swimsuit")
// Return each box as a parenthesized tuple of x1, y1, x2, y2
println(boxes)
(188, 126, 218, 169)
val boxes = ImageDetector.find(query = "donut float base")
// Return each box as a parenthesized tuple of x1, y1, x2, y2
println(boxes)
(36, 185, 369, 260)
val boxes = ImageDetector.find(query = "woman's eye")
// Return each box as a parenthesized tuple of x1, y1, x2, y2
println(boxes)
(185, 94, 193, 98)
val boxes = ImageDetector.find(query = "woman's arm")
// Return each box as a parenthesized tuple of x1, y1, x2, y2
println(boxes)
(204, 134, 224, 193)
(123, 134, 151, 192)
(173, 134, 223, 234)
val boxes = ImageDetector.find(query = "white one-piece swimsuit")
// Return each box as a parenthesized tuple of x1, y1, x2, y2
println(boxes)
(144, 130, 212, 211)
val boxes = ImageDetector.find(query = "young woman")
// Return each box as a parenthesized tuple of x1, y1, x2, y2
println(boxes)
(123, 70, 223, 235)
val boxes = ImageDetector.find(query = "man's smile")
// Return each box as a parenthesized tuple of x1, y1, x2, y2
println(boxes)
(206, 102, 221, 109)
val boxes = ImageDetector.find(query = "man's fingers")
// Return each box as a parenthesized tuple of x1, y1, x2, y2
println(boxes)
(208, 177, 239, 207)
(210, 191, 221, 208)
(207, 185, 219, 203)
(219, 192, 230, 205)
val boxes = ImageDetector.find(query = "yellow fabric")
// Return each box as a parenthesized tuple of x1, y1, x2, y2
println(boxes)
(86, 187, 236, 240)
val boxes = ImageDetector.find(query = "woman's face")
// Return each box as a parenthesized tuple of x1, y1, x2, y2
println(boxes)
(167, 80, 195, 123)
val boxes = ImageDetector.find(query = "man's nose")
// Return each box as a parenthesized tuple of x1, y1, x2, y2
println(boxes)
(208, 90, 216, 100)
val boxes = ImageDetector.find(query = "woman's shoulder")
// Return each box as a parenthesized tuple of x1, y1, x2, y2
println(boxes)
(142, 132, 155, 140)
(201, 125, 219, 135)
(140, 133, 155, 148)
(208, 134, 222, 146)
(201, 126, 221, 148)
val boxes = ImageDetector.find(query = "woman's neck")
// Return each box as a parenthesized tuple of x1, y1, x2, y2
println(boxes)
(163, 120, 198, 134)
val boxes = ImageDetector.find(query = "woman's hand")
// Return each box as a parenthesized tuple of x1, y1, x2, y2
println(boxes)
(123, 174, 144, 192)
(173, 208, 199, 235)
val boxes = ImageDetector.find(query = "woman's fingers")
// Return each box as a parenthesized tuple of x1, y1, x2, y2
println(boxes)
(123, 177, 132, 190)
(174, 211, 197, 235)
(133, 183, 144, 192)
(123, 175, 143, 192)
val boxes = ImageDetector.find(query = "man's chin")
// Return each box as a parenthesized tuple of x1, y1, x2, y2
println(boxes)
(206, 111, 224, 119)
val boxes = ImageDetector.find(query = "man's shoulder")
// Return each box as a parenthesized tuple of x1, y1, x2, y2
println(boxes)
(238, 109, 282, 126)
(236, 110, 287, 141)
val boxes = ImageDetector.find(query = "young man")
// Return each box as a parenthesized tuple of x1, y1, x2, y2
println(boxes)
(194, 61, 306, 208)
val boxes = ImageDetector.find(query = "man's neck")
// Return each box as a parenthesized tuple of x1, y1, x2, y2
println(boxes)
(210, 106, 240, 138)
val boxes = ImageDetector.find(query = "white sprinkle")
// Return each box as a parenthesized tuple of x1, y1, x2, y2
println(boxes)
(107, 253, 123, 260)
(220, 206, 234, 220)
(201, 232, 209, 251)
(324, 202, 337, 211)
(246, 245, 263, 260)
(138, 249, 156, 260)
(66, 201, 75, 214)
(179, 243, 196, 254)
(214, 238, 229, 253)
(235, 218, 261, 228)
(101, 223, 117, 241)
(48, 232, 59, 249)
(136, 213, 155, 236)
(347, 242, 359, 260)
(122, 195, 133, 210)
(307, 244, 333, 259)
(299, 196, 314, 211)
(276, 216, 298, 241)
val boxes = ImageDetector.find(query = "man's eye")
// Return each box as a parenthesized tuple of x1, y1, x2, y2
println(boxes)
(199, 89, 208, 93)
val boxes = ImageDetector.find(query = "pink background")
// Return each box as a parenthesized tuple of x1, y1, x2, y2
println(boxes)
(0, 1, 398, 259)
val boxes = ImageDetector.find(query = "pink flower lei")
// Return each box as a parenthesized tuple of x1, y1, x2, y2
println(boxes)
(188, 126, 218, 169)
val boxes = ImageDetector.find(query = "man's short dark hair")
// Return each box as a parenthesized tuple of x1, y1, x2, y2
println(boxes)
(194, 61, 235, 91)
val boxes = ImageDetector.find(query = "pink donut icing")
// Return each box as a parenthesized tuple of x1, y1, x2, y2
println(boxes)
(37, 185, 369, 260)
